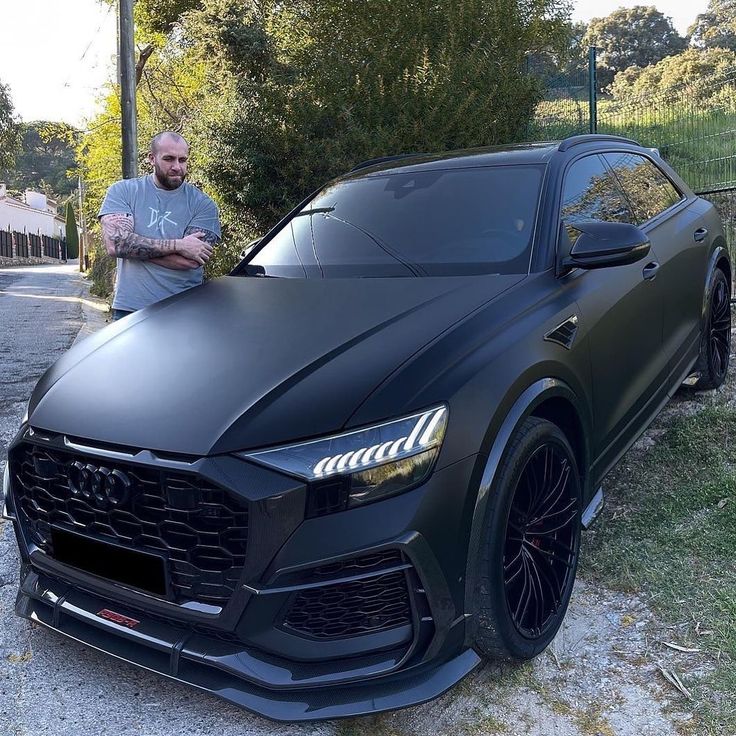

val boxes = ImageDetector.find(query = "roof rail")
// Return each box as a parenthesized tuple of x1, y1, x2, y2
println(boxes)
(558, 134, 640, 152)
(349, 153, 423, 173)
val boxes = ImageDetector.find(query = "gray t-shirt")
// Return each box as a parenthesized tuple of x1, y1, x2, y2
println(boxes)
(98, 175, 221, 311)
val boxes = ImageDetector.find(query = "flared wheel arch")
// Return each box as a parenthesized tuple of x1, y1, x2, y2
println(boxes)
(462, 377, 591, 638)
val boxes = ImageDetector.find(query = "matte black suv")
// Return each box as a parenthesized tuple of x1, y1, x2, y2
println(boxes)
(3, 135, 731, 721)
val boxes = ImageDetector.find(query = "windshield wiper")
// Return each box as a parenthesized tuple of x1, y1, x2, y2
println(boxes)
(292, 207, 335, 217)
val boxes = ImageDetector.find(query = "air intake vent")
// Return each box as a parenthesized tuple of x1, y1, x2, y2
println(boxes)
(282, 570, 412, 639)
(279, 551, 414, 640)
(544, 315, 579, 350)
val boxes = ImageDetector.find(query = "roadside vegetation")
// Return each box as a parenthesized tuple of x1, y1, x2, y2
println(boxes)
(583, 361, 736, 736)
(0, 122, 78, 200)
(0, 79, 21, 170)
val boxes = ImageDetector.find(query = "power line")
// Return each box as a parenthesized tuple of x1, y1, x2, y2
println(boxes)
(62, 3, 116, 90)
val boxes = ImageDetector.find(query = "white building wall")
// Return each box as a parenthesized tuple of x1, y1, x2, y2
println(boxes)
(0, 195, 65, 239)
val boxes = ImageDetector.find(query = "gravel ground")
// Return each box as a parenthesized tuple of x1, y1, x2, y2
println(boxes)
(0, 263, 705, 735)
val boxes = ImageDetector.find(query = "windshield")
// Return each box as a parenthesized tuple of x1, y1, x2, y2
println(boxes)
(247, 164, 544, 278)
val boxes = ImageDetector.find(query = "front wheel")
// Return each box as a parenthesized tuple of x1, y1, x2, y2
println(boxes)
(695, 268, 731, 390)
(473, 417, 582, 660)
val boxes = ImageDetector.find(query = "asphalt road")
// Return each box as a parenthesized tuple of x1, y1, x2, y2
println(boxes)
(0, 264, 330, 736)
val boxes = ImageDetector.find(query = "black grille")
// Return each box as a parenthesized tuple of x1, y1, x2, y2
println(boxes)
(282, 557, 412, 640)
(12, 443, 249, 605)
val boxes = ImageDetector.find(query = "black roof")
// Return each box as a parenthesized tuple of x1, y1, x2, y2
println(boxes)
(346, 135, 641, 177)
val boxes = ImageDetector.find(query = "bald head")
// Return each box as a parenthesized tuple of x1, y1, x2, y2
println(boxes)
(150, 131, 188, 155)
(148, 132, 190, 190)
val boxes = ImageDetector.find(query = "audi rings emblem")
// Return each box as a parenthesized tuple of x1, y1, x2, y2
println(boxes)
(68, 462, 132, 508)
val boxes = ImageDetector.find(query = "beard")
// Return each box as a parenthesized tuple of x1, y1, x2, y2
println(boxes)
(154, 163, 186, 190)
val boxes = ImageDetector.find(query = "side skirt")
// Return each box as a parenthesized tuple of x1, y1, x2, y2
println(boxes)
(581, 487, 604, 530)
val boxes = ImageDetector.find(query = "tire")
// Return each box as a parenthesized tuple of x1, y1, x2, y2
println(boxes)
(695, 268, 731, 390)
(473, 416, 582, 660)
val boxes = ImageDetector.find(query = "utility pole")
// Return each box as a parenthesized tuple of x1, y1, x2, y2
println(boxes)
(119, 0, 138, 178)
(78, 176, 86, 272)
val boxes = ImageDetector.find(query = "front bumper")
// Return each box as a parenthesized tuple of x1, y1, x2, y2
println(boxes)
(16, 566, 479, 721)
(5, 428, 482, 721)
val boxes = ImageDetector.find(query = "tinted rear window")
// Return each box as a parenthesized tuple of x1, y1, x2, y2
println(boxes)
(248, 165, 544, 277)
(603, 152, 683, 224)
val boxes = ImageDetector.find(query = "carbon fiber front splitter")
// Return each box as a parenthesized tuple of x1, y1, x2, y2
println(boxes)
(16, 567, 481, 722)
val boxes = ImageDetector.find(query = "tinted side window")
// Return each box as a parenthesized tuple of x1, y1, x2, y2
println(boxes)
(603, 152, 682, 225)
(561, 155, 634, 238)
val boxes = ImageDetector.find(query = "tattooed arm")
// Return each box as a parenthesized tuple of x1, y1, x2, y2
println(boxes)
(100, 213, 214, 266)
(182, 225, 220, 245)
(148, 228, 220, 270)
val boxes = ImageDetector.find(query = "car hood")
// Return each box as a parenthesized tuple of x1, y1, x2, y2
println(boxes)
(29, 274, 523, 456)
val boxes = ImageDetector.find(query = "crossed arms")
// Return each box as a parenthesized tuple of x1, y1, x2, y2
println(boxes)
(100, 212, 217, 270)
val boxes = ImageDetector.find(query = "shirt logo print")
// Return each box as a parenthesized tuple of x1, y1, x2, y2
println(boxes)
(148, 208, 179, 236)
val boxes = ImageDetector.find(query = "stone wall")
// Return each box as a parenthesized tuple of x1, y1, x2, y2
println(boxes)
(0, 255, 63, 267)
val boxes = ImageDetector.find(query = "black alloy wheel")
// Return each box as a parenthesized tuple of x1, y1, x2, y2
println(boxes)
(504, 443, 578, 639)
(696, 268, 732, 390)
(474, 417, 582, 660)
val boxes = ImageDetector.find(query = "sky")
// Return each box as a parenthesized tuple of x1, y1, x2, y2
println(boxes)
(0, 0, 118, 127)
(571, 0, 708, 34)
(0, 0, 713, 128)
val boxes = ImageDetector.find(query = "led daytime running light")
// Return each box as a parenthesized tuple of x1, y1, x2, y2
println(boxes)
(240, 405, 448, 481)
(311, 407, 446, 478)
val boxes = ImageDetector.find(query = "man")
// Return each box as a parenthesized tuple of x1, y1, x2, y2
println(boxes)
(99, 131, 221, 320)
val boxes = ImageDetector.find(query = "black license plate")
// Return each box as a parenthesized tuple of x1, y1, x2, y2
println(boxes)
(50, 526, 168, 597)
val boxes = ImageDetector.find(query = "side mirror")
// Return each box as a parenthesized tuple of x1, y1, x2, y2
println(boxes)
(239, 238, 262, 259)
(560, 220, 650, 271)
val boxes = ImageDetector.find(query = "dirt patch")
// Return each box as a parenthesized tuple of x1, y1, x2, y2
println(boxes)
(340, 581, 695, 736)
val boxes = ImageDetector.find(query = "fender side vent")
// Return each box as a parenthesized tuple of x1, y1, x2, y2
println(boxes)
(544, 315, 579, 350)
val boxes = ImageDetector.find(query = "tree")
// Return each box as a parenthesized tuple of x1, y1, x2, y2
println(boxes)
(183, 0, 572, 244)
(65, 201, 79, 259)
(689, 0, 736, 51)
(609, 47, 736, 101)
(99, 0, 203, 36)
(82, 0, 572, 292)
(0, 80, 21, 170)
(526, 20, 589, 84)
(583, 6, 687, 90)
(1, 122, 78, 199)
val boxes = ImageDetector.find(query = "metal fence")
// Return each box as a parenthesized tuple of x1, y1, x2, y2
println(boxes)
(42, 235, 64, 260)
(29, 234, 41, 258)
(0, 230, 65, 261)
(15, 232, 29, 258)
(529, 54, 736, 285)
(525, 50, 594, 141)
(596, 69, 736, 192)
(0, 230, 11, 258)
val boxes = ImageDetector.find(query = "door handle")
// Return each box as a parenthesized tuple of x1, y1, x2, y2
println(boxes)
(694, 227, 708, 242)
(642, 262, 660, 281)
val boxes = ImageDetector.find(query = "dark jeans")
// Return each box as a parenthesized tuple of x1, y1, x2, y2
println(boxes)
(111, 309, 134, 321)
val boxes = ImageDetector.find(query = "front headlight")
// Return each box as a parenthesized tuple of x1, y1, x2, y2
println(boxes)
(21, 398, 30, 425)
(237, 405, 448, 514)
